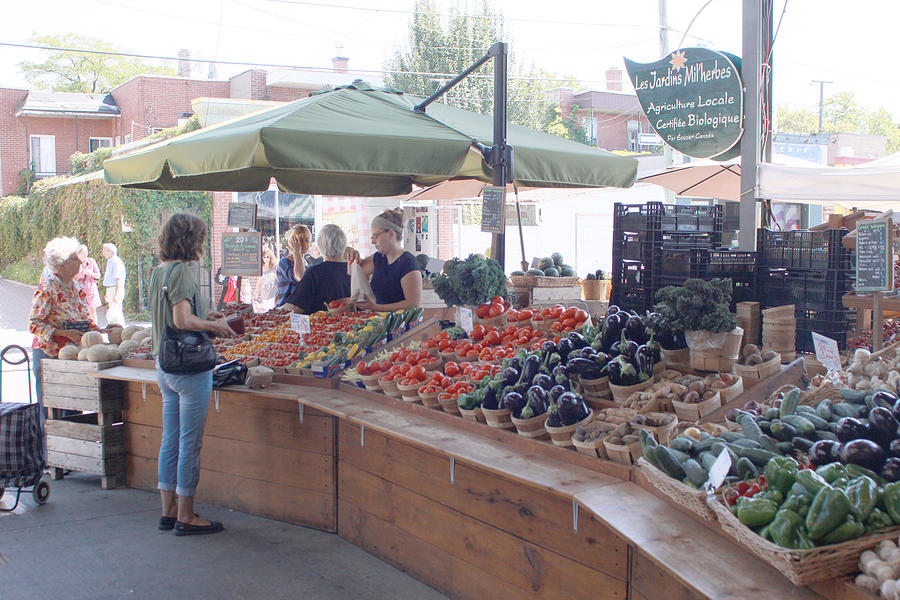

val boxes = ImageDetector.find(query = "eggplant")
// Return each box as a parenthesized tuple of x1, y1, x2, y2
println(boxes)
(606, 305, 620, 316)
(872, 390, 898, 410)
(500, 391, 526, 417)
(601, 313, 623, 350)
(881, 457, 900, 483)
(890, 439, 900, 459)
(867, 406, 899, 446)
(552, 364, 568, 386)
(836, 417, 870, 443)
(645, 331, 662, 363)
(841, 439, 888, 471)
(541, 340, 558, 356)
(624, 315, 646, 344)
(557, 338, 575, 363)
(636, 344, 655, 378)
(557, 391, 588, 426)
(481, 384, 500, 410)
(501, 367, 520, 387)
(526, 385, 550, 417)
(809, 440, 842, 467)
(607, 360, 622, 385)
(566, 357, 605, 380)
(593, 352, 609, 369)
(517, 355, 541, 388)
(549, 385, 567, 403)
(532, 373, 554, 391)
(508, 355, 524, 373)
(546, 403, 563, 428)
(892, 398, 900, 422)
(579, 346, 597, 360)
(567, 331, 589, 350)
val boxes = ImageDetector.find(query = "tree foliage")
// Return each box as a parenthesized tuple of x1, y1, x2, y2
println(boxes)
(18, 34, 174, 93)
(776, 91, 900, 153)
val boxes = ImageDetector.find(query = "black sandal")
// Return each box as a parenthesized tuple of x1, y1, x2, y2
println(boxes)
(173, 520, 224, 536)
(158, 516, 177, 531)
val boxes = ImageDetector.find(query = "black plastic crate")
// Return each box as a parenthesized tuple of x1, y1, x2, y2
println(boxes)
(611, 260, 655, 313)
(757, 228, 852, 271)
(795, 312, 856, 353)
(612, 231, 657, 263)
(614, 202, 723, 234)
(659, 230, 723, 249)
(760, 269, 852, 312)
(691, 250, 757, 277)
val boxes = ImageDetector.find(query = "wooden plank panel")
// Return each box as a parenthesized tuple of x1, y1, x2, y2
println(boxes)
(44, 359, 121, 372)
(44, 420, 109, 443)
(339, 461, 625, 600)
(126, 455, 335, 531)
(47, 451, 123, 475)
(125, 387, 331, 420)
(43, 393, 122, 413)
(122, 390, 333, 455)
(43, 371, 102, 388)
(631, 548, 706, 600)
(124, 422, 333, 493)
(339, 422, 626, 578)
(46, 435, 123, 459)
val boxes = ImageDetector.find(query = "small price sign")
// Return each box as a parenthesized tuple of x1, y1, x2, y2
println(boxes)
(290, 313, 310, 335)
(811, 332, 842, 373)
(457, 307, 474, 334)
(705, 447, 733, 493)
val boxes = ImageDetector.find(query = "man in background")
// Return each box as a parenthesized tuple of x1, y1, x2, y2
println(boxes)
(102, 243, 126, 326)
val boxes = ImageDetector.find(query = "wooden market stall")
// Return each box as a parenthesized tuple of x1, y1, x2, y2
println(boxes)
(87, 362, 875, 600)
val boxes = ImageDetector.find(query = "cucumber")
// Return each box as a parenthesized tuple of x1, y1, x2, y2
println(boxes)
(815, 399, 833, 421)
(792, 437, 814, 452)
(840, 388, 869, 404)
(737, 413, 763, 442)
(796, 412, 829, 430)
(711, 442, 740, 470)
(667, 447, 692, 464)
(758, 420, 772, 435)
(758, 433, 781, 453)
(814, 430, 839, 442)
(683, 459, 709, 487)
(736, 457, 759, 480)
(780, 388, 801, 419)
(700, 451, 718, 472)
(776, 441, 795, 454)
(731, 438, 763, 449)
(765, 407, 781, 420)
(769, 419, 797, 442)
(669, 436, 694, 453)
(718, 431, 744, 443)
(832, 403, 861, 418)
(653, 446, 687, 480)
(782, 414, 816, 437)
(733, 446, 778, 466)
(795, 405, 818, 418)
(692, 436, 718, 453)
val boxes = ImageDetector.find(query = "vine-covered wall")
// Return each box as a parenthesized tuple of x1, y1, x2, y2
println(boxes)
(0, 177, 211, 313)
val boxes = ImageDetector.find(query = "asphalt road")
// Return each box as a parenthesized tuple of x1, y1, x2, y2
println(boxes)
(0, 277, 37, 403)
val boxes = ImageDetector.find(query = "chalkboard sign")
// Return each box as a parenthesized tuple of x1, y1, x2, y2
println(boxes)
(480, 185, 506, 233)
(856, 220, 893, 292)
(222, 231, 262, 277)
(227, 202, 257, 230)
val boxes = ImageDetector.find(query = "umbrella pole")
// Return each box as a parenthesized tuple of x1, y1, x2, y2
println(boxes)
(513, 186, 528, 272)
(489, 42, 509, 270)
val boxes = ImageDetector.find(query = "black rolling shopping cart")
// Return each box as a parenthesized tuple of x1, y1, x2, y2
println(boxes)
(0, 345, 50, 511)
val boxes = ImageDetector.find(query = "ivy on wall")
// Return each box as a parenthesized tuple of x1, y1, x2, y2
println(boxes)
(0, 178, 211, 312)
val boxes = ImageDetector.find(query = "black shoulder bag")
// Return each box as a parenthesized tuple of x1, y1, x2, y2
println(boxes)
(157, 263, 217, 374)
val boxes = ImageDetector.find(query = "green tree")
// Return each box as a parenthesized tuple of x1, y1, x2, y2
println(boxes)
(384, 1, 575, 135)
(542, 103, 589, 144)
(776, 91, 900, 153)
(19, 34, 174, 93)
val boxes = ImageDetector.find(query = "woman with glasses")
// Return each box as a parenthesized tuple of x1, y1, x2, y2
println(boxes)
(350, 209, 421, 311)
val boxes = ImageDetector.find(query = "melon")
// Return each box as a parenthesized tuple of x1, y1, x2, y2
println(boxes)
(132, 330, 151, 344)
(58, 344, 80, 361)
(118, 339, 139, 357)
(551, 252, 564, 267)
(542, 267, 560, 277)
(77, 348, 90, 361)
(107, 325, 123, 345)
(559, 265, 576, 277)
(121, 325, 142, 341)
(81, 330, 104, 349)
(526, 268, 544, 277)
(537, 257, 554, 270)
(105, 344, 121, 361)
(86, 344, 112, 362)
(510, 270, 526, 277)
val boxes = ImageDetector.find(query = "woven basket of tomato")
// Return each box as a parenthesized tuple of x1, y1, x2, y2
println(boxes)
(475, 296, 511, 328)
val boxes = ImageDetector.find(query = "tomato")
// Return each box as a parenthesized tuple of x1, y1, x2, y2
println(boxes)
(380, 374, 395, 382)
(574, 309, 589, 323)
(530, 341, 544, 351)
(504, 325, 517, 337)
(444, 362, 460, 377)
(409, 365, 427, 381)
(549, 304, 565, 319)
(470, 324, 485, 341)
(438, 392, 453, 401)
(378, 360, 392, 373)
(532, 313, 544, 322)
(437, 331, 450, 340)
(562, 306, 578, 319)
(484, 331, 501, 346)
(476, 303, 491, 319)
(465, 349, 479, 358)
(488, 303, 504, 318)
(506, 312, 518, 323)
(551, 321, 565, 332)
(561, 317, 576, 329)
(438, 339, 452, 351)
(396, 363, 412, 375)
(479, 348, 493, 361)
(456, 342, 472, 355)
(518, 309, 533, 320)
(422, 339, 438, 349)
(356, 361, 369, 376)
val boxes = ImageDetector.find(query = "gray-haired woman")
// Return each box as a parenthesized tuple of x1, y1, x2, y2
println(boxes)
(283, 224, 351, 314)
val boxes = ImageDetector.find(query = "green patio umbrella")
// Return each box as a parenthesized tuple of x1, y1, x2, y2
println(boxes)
(104, 82, 637, 196)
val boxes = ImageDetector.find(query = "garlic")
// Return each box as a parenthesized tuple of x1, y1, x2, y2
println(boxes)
(854, 574, 879, 594)
(881, 579, 898, 599)
(878, 541, 900, 561)
(856, 348, 872, 364)
(858, 378, 874, 391)
(874, 562, 896, 583)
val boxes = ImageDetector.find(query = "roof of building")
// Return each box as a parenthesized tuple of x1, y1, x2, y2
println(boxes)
(573, 89, 642, 114)
(16, 90, 119, 116)
(773, 132, 830, 145)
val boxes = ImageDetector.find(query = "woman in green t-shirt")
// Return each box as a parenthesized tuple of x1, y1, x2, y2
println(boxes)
(149, 213, 235, 536)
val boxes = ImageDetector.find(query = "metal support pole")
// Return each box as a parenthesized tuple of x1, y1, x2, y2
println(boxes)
(812, 80, 832, 134)
(658, 0, 676, 204)
(489, 42, 509, 269)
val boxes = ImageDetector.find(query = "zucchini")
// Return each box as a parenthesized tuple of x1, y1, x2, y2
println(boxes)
(682, 459, 708, 487)
(653, 446, 687, 480)
(736, 457, 758, 480)
(782, 414, 816, 436)
(780, 388, 801, 419)
(816, 399, 833, 421)
(669, 436, 694, 453)
(840, 388, 869, 404)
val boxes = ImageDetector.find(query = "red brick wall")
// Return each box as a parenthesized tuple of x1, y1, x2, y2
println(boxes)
(266, 86, 310, 102)
(436, 199, 455, 260)
(23, 116, 117, 175)
(210, 190, 232, 299)
(0, 88, 28, 195)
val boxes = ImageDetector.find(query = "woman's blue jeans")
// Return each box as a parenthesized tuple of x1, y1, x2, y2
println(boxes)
(155, 363, 213, 497)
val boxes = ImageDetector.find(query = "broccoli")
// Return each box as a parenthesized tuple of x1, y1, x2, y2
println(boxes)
(432, 254, 507, 307)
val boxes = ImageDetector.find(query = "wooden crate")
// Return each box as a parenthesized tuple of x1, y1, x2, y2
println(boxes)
(42, 359, 125, 489)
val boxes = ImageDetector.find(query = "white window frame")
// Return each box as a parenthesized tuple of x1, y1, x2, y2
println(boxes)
(29, 134, 56, 177)
(89, 137, 113, 152)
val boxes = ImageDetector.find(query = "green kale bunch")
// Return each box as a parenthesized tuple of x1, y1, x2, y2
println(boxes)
(654, 278, 737, 333)
(432, 254, 507, 307)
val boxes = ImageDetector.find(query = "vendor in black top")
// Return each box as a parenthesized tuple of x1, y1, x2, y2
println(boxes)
(283, 224, 351, 314)
(351, 208, 422, 311)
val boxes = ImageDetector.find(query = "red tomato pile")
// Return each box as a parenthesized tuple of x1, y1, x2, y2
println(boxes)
(505, 308, 534, 324)
(475, 296, 510, 319)
(538, 304, 590, 333)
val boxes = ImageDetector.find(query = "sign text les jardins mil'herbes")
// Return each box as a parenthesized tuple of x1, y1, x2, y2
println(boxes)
(625, 48, 744, 160)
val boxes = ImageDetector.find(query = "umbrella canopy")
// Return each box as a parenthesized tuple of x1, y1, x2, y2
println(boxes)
(398, 180, 536, 202)
(104, 82, 637, 196)
(638, 161, 741, 201)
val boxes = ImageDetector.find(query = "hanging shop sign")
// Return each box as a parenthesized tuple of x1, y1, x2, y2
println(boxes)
(624, 47, 743, 160)
(480, 185, 506, 234)
(856, 219, 893, 292)
(222, 231, 262, 277)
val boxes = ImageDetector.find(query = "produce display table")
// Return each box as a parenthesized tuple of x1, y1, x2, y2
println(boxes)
(90, 365, 872, 600)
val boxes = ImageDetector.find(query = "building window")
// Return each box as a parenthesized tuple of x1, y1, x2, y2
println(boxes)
(583, 117, 599, 145)
(89, 137, 113, 152)
(627, 120, 641, 152)
(124, 134, 132, 144)
(29, 135, 56, 178)
(234, 192, 316, 258)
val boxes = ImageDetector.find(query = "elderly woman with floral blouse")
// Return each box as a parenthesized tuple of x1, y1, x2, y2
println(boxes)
(29, 237, 105, 417)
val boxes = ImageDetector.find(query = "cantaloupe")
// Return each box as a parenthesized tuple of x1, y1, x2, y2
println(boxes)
(77, 348, 90, 361)
(81, 330, 104, 349)
(86, 344, 112, 362)
(104, 344, 121, 360)
(131, 330, 151, 343)
(107, 325, 123, 345)
(58, 344, 80, 361)
(121, 325, 142, 341)
(118, 339, 139, 357)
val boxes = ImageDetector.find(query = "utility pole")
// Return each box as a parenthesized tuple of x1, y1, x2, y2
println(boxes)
(658, 0, 676, 203)
(812, 80, 832, 133)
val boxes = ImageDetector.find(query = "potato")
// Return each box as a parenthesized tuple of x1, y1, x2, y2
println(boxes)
(747, 353, 763, 366)
(742, 344, 761, 360)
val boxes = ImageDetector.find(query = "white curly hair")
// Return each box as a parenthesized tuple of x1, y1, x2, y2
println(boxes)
(43, 237, 82, 273)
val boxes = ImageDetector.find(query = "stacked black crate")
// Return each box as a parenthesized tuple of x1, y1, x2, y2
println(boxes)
(611, 202, 723, 312)
(757, 229, 854, 353)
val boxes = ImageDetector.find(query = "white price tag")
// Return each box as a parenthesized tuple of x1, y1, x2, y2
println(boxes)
(458, 307, 474, 334)
(705, 447, 733, 493)
(290, 313, 311, 335)
(811, 332, 842, 373)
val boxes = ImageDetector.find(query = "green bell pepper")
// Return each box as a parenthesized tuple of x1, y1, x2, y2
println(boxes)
(760, 489, 784, 505)
(831, 477, 850, 490)
(820, 515, 865, 545)
(846, 464, 888, 486)
(865, 507, 895, 533)
(737, 497, 779, 528)
(846, 475, 878, 522)
(796, 469, 831, 497)
(882, 482, 900, 525)
(765, 456, 799, 495)
(769, 509, 814, 549)
(781, 491, 812, 518)
(806, 486, 852, 540)
(815, 463, 848, 484)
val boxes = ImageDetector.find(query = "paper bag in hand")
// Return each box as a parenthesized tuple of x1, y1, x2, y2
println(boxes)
(349, 261, 375, 303)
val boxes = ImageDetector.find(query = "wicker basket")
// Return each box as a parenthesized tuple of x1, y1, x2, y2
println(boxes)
(476, 307, 509, 328)
(545, 410, 594, 447)
(603, 437, 643, 465)
(581, 279, 611, 301)
(482, 407, 514, 429)
(609, 378, 653, 403)
(459, 407, 485, 423)
(534, 275, 580, 288)
(421, 357, 443, 372)
(734, 355, 782, 387)
(379, 376, 401, 397)
(672, 391, 721, 420)
(398, 381, 422, 403)
(510, 274, 538, 288)
(571, 374, 610, 399)
(418, 386, 442, 408)
(636, 457, 715, 522)
(572, 435, 609, 458)
(688, 328, 743, 372)
(532, 317, 552, 334)
(632, 412, 678, 445)
(511, 413, 551, 439)
(439, 396, 461, 415)
(719, 376, 744, 403)
(709, 485, 900, 585)
(661, 347, 690, 370)
(360, 373, 383, 392)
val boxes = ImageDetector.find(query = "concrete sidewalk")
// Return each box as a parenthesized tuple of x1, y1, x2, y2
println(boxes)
(0, 473, 446, 600)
